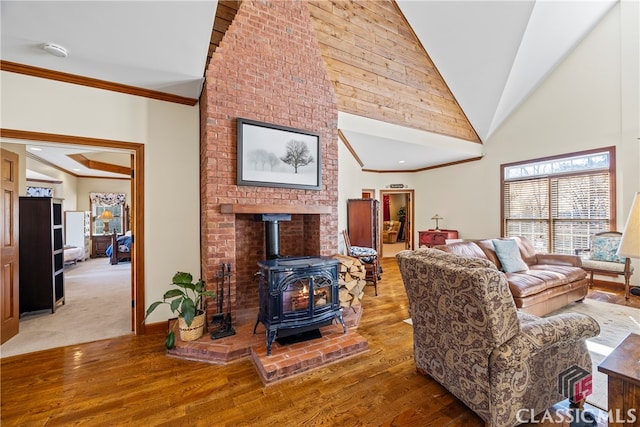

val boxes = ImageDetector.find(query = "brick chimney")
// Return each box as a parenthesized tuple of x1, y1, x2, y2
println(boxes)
(200, 0, 339, 320)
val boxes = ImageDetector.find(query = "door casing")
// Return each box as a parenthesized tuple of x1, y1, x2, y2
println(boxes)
(0, 128, 146, 335)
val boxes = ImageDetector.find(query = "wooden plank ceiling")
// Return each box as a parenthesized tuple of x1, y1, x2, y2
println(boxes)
(206, 1, 242, 70)
(207, 0, 479, 144)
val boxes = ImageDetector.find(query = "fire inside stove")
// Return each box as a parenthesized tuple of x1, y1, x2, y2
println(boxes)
(253, 256, 346, 355)
(286, 281, 329, 311)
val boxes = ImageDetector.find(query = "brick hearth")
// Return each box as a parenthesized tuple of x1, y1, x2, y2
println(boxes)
(251, 325, 368, 385)
(167, 309, 368, 385)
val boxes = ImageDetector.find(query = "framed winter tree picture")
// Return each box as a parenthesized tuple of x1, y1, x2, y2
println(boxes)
(236, 117, 321, 190)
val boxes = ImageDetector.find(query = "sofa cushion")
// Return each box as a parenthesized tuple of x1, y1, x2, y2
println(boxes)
(529, 264, 587, 283)
(505, 273, 548, 297)
(506, 265, 587, 298)
(493, 239, 529, 273)
(512, 236, 538, 265)
(475, 239, 502, 268)
(433, 241, 490, 262)
(508, 271, 563, 297)
(581, 259, 633, 273)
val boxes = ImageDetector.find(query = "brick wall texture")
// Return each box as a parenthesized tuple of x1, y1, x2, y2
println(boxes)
(200, 0, 339, 317)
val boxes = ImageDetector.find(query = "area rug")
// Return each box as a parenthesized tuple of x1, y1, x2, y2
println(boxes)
(403, 299, 640, 410)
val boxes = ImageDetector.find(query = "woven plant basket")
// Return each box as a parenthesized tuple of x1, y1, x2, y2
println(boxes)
(178, 312, 205, 341)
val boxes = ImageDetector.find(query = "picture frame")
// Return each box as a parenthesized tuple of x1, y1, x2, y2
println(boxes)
(237, 117, 321, 190)
(26, 186, 54, 197)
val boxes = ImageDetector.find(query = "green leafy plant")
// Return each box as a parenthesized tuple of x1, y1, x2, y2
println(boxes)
(397, 206, 406, 219)
(145, 271, 216, 327)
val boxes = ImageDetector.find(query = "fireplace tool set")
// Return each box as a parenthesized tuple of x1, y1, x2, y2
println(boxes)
(210, 262, 236, 340)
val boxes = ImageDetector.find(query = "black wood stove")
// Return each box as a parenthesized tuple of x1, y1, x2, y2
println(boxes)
(251, 214, 345, 355)
(253, 256, 346, 355)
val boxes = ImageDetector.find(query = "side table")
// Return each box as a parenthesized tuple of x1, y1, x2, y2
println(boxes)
(91, 235, 112, 258)
(418, 229, 459, 248)
(597, 332, 640, 426)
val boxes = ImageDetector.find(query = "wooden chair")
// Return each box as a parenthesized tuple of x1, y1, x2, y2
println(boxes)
(342, 229, 379, 295)
(575, 231, 634, 299)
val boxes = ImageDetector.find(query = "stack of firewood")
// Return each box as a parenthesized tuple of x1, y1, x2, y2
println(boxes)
(333, 254, 367, 308)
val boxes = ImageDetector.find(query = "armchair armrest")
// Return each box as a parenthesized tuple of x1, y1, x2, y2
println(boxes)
(491, 313, 600, 367)
(574, 248, 591, 256)
(536, 253, 583, 267)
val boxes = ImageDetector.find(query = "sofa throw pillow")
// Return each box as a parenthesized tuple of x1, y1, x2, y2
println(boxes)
(493, 239, 529, 273)
(591, 235, 626, 263)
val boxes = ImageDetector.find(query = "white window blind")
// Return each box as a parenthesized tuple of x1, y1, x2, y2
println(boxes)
(503, 149, 614, 254)
(504, 178, 549, 252)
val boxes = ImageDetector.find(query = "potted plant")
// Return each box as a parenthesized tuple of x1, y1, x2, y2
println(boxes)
(397, 206, 406, 221)
(145, 271, 216, 346)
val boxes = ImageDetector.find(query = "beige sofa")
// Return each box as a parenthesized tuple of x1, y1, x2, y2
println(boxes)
(433, 237, 589, 316)
(397, 248, 600, 427)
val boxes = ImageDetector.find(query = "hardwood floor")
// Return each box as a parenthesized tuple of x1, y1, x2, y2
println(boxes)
(1, 257, 637, 426)
(586, 280, 640, 308)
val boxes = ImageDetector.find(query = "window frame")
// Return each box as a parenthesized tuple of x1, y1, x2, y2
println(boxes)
(89, 192, 127, 236)
(500, 146, 617, 254)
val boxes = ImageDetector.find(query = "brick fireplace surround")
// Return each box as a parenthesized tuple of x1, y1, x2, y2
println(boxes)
(167, 0, 369, 383)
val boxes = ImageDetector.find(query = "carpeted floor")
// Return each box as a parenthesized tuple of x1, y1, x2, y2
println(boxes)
(382, 242, 408, 258)
(0, 258, 131, 358)
(403, 299, 640, 411)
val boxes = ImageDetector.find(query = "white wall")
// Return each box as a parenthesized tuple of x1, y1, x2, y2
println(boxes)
(339, 2, 639, 278)
(24, 155, 78, 211)
(0, 72, 201, 324)
(619, 0, 640, 209)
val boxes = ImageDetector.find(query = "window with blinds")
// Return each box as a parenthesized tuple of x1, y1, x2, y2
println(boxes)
(502, 148, 615, 254)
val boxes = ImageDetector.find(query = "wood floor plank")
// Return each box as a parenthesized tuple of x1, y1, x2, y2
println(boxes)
(2, 257, 633, 426)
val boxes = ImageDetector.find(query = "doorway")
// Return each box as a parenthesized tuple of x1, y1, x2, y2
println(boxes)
(0, 129, 145, 350)
(379, 189, 414, 258)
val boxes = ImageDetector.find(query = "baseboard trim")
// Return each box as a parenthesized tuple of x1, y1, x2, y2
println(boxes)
(591, 278, 629, 288)
(143, 321, 169, 335)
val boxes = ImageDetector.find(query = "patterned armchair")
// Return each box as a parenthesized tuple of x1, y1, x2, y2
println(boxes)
(383, 220, 400, 243)
(575, 231, 634, 299)
(397, 248, 600, 427)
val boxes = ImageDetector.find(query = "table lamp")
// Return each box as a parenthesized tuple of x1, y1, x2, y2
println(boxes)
(99, 210, 114, 234)
(617, 192, 640, 296)
(431, 214, 443, 231)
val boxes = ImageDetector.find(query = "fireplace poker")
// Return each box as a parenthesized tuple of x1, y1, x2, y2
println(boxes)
(218, 262, 225, 313)
(223, 263, 235, 334)
(210, 262, 235, 339)
(210, 263, 225, 327)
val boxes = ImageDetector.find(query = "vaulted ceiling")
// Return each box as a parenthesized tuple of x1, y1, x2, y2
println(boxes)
(1, 0, 617, 175)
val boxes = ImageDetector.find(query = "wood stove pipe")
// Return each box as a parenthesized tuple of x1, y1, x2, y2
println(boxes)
(254, 214, 291, 259)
